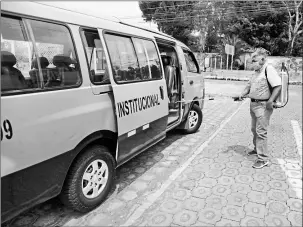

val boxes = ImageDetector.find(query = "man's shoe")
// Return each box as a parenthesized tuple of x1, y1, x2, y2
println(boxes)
(247, 150, 257, 156)
(252, 159, 270, 169)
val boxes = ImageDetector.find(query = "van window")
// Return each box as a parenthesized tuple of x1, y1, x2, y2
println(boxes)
(143, 40, 162, 79)
(81, 30, 110, 84)
(133, 38, 150, 80)
(1, 16, 38, 93)
(29, 20, 81, 88)
(104, 34, 141, 82)
(183, 49, 199, 73)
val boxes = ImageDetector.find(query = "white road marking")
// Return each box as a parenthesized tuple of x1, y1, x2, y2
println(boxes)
(120, 100, 248, 226)
(275, 120, 302, 199)
(277, 158, 302, 198)
(291, 120, 302, 163)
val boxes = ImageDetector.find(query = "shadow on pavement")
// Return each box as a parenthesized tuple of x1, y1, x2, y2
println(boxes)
(221, 144, 252, 157)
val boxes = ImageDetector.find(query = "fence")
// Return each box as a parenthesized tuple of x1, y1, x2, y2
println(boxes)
(195, 52, 302, 83)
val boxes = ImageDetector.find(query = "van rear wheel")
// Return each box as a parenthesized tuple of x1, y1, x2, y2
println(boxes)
(182, 104, 202, 134)
(60, 145, 115, 213)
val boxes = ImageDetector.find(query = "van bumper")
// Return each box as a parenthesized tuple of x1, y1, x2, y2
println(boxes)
(199, 98, 204, 110)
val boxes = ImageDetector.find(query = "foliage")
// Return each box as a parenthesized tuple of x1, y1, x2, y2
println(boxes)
(282, 0, 303, 56)
(139, 1, 198, 47)
(139, 1, 303, 57)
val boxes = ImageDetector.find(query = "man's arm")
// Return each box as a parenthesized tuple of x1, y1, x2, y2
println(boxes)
(267, 85, 281, 109)
(240, 86, 250, 98)
(239, 81, 251, 98)
(266, 65, 282, 110)
(233, 81, 250, 101)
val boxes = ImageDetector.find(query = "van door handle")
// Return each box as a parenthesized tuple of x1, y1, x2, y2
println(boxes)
(189, 80, 194, 85)
(159, 86, 164, 100)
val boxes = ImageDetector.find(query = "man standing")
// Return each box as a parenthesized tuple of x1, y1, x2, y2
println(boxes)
(239, 49, 282, 169)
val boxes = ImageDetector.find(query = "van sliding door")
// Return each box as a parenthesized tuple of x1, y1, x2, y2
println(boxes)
(99, 30, 169, 165)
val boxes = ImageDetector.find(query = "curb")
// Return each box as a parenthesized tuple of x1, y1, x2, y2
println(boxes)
(205, 76, 302, 85)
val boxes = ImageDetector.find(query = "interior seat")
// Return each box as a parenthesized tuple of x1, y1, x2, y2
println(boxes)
(53, 54, 79, 86)
(1, 51, 27, 92)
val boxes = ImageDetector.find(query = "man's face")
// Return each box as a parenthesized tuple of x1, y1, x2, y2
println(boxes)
(251, 54, 266, 71)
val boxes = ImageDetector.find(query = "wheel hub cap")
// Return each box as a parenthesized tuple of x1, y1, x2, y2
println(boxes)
(188, 110, 198, 129)
(82, 159, 109, 199)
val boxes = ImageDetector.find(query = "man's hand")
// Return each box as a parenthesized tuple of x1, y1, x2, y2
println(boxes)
(233, 96, 244, 102)
(266, 100, 274, 110)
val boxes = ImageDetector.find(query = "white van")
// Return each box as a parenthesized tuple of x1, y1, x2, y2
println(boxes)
(1, 2, 205, 223)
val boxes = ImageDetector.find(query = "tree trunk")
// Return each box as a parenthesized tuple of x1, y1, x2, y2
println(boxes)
(288, 33, 299, 56)
(290, 37, 296, 56)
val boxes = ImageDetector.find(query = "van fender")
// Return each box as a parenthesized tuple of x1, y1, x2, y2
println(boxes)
(59, 130, 117, 192)
(177, 97, 200, 130)
(67, 130, 117, 169)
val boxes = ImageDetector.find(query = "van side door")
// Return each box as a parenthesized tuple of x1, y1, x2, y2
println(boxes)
(99, 30, 169, 165)
(181, 48, 204, 106)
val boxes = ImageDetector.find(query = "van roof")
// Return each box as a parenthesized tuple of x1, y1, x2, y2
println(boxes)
(2, 1, 190, 49)
(34, 2, 121, 23)
(118, 21, 189, 48)
(119, 21, 174, 39)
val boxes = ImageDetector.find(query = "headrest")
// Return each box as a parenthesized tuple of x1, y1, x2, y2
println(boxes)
(53, 55, 73, 67)
(1, 51, 17, 67)
(31, 57, 49, 69)
(161, 55, 172, 65)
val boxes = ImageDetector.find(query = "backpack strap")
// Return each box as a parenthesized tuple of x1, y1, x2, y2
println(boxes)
(265, 67, 273, 93)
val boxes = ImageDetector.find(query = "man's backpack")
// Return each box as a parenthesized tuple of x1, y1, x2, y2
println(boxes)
(265, 65, 289, 108)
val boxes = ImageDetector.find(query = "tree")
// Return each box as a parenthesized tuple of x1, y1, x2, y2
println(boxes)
(283, 0, 303, 56)
(223, 1, 290, 56)
(139, 1, 208, 49)
(139, 1, 302, 57)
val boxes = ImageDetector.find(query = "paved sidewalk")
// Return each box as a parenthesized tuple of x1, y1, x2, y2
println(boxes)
(66, 100, 302, 226)
(126, 101, 302, 227)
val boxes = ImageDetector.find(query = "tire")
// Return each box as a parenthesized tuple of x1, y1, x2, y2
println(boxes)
(60, 145, 116, 213)
(182, 104, 203, 134)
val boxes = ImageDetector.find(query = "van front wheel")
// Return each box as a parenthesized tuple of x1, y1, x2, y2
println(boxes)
(60, 145, 115, 213)
(182, 104, 202, 134)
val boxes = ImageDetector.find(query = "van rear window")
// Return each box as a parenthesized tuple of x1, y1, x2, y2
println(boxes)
(1, 16, 81, 95)
(29, 20, 81, 88)
(1, 17, 37, 92)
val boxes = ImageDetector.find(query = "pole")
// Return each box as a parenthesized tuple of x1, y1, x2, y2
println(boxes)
(11, 40, 15, 55)
(226, 54, 229, 70)
(28, 43, 31, 70)
(214, 56, 217, 70)
(210, 56, 212, 69)
(231, 54, 233, 70)
(220, 55, 223, 69)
